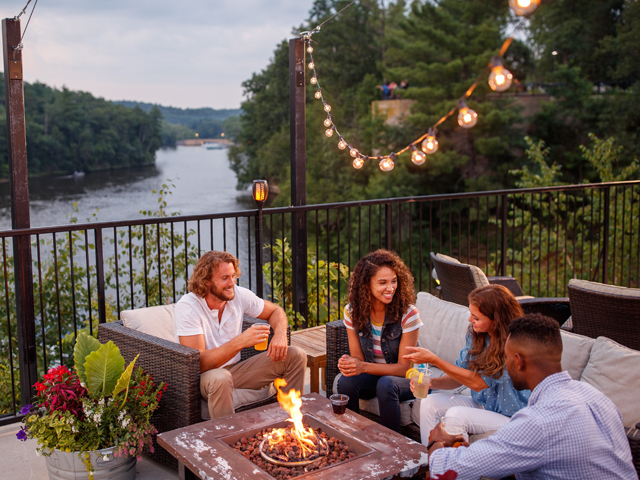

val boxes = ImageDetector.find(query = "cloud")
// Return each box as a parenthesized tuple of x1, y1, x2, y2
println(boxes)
(1, 0, 314, 108)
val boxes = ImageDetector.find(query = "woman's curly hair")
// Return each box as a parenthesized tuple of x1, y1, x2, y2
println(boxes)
(346, 249, 416, 331)
(466, 284, 524, 378)
(188, 251, 241, 297)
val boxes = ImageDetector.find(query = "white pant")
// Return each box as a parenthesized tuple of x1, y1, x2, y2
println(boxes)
(419, 392, 511, 445)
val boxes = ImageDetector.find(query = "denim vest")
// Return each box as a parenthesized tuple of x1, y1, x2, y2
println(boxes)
(355, 316, 404, 364)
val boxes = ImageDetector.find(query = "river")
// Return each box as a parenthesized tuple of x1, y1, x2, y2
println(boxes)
(0, 146, 254, 231)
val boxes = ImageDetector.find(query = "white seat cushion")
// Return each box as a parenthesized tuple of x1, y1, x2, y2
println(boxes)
(415, 292, 470, 365)
(201, 384, 277, 420)
(580, 336, 640, 428)
(569, 278, 640, 298)
(560, 330, 595, 380)
(121, 304, 176, 342)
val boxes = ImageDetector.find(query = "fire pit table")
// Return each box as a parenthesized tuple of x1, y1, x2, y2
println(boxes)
(157, 392, 430, 480)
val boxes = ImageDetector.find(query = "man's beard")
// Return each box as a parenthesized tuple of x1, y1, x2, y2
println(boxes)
(209, 283, 235, 302)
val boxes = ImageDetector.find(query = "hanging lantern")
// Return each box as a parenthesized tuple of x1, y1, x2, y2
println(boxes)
(314, 91, 322, 99)
(323, 118, 332, 127)
(338, 138, 347, 150)
(353, 157, 365, 169)
(307, 46, 313, 53)
(457, 100, 478, 129)
(488, 57, 513, 92)
(324, 104, 331, 112)
(350, 148, 359, 158)
(325, 128, 334, 137)
(379, 157, 394, 172)
(310, 76, 317, 84)
(509, 0, 540, 16)
(421, 128, 439, 154)
(308, 62, 315, 69)
(410, 145, 426, 165)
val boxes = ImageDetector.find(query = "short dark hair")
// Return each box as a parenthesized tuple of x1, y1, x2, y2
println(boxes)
(508, 313, 562, 353)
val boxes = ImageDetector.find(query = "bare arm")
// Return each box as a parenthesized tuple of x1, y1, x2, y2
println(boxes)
(257, 300, 289, 362)
(180, 324, 270, 373)
(339, 328, 419, 378)
(404, 346, 488, 392)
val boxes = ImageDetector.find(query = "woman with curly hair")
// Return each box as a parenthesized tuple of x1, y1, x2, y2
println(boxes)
(337, 249, 422, 432)
(404, 284, 531, 445)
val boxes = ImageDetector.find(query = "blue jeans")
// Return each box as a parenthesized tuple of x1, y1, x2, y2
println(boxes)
(337, 372, 414, 432)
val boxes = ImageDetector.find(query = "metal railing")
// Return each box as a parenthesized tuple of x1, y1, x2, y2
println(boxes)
(1, 180, 639, 424)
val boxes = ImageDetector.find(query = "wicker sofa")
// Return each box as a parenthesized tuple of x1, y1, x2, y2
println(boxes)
(431, 252, 572, 325)
(98, 305, 290, 469)
(325, 292, 640, 475)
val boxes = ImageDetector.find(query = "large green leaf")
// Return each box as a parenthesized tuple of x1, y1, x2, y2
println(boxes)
(112, 354, 138, 401)
(74, 332, 101, 385)
(84, 341, 125, 397)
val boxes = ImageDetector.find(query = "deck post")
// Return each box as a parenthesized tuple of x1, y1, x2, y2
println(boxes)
(289, 38, 308, 328)
(3, 18, 37, 404)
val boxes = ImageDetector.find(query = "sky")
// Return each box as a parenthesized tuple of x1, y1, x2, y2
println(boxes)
(1, 0, 316, 109)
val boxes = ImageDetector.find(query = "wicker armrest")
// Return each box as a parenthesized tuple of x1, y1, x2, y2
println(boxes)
(517, 297, 571, 326)
(487, 276, 525, 297)
(627, 426, 640, 477)
(325, 320, 350, 397)
(98, 321, 202, 431)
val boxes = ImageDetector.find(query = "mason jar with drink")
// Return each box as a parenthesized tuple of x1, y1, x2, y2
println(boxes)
(406, 364, 432, 399)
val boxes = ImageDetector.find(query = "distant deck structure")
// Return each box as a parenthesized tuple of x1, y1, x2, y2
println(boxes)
(176, 138, 234, 146)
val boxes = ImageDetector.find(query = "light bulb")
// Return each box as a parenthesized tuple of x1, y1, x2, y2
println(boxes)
(308, 62, 315, 69)
(353, 157, 365, 169)
(307, 46, 313, 53)
(509, 0, 540, 16)
(323, 118, 332, 127)
(310, 76, 317, 85)
(379, 158, 395, 172)
(314, 91, 322, 99)
(488, 66, 513, 92)
(325, 128, 334, 137)
(338, 139, 347, 150)
(411, 150, 426, 165)
(350, 148, 358, 157)
(457, 107, 478, 128)
(324, 104, 331, 112)
(422, 136, 439, 154)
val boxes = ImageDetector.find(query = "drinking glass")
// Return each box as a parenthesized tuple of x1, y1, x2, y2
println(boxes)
(254, 323, 270, 351)
(329, 394, 349, 415)
(412, 367, 432, 399)
(441, 416, 468, 441)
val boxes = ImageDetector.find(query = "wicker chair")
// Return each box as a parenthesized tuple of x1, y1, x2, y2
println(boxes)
(98, 315, 290, 469)
(567, 279, 640, 351)
(431, 252, 571, 326)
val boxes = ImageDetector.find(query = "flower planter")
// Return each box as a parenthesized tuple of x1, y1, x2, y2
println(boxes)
(45, 447, 136, 480)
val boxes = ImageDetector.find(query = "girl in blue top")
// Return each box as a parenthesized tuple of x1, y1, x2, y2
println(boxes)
(404, 284, 531, 445)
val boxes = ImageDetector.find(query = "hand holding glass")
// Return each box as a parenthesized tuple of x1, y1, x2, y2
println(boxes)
(253, 324, 270, 351)
(410, 367, 432, 399)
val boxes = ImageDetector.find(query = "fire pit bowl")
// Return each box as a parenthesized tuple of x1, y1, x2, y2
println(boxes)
(220, 413, 374, 478)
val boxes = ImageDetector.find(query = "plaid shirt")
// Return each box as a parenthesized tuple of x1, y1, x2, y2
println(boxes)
(429, 371, 638, 480)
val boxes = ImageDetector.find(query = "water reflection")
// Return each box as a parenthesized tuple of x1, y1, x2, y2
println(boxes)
(0, 146, 254, 230)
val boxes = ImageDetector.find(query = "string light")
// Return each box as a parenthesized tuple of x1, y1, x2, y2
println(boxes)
(488, 57, 513, 92)
(301, 0, 535, 171)
(410, 145, 427, 165)
(379, 157, 394, 172)
(421, 128, 439, 154)
(509, 0, 540, 16)
(457, 100, 478, 128)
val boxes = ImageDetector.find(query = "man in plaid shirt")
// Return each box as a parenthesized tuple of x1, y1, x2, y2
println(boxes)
(428, 313, 637, 480)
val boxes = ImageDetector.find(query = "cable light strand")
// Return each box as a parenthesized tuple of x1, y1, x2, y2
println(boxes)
(302, 1, 535, 172)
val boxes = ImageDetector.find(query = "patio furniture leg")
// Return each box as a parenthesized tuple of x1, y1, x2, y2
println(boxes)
(179, 462, 199, 480)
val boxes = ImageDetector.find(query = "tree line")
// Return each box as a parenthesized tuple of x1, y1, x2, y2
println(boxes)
(0, 74, 163, 178)
(229, 0, 640, 206)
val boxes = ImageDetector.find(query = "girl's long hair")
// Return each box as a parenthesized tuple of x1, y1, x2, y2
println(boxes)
(347, 249, 415, 331)
(466, 284, 523, 378)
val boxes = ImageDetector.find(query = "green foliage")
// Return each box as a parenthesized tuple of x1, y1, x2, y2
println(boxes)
(579, 133, 639, 182)
(83, 342, 125, 398)
(112, 355, 138, 404)
(510, 137, 563, 188)
(0, 74, 162, 178)
(263, 239, 349, 327)
(73, 332, 101, 386)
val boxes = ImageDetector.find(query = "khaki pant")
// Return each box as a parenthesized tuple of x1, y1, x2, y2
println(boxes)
(200, 346, 307, 419)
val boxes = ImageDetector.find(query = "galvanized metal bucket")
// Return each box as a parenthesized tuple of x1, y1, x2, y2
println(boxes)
(45, 447, 136, 480)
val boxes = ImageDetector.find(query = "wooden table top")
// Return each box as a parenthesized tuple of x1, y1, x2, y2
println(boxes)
(291, 325, 326, 361)
(157, 392, 430, 480)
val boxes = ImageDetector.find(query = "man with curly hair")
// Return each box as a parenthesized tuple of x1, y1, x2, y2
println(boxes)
(175, 251, 307, 420)
(427, 313, 636, 480)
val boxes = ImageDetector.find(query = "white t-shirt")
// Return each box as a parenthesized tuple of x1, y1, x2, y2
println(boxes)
(174, 286, 265, 367)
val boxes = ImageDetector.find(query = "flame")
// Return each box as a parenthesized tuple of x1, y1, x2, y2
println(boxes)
(273, 378, 318, 458)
